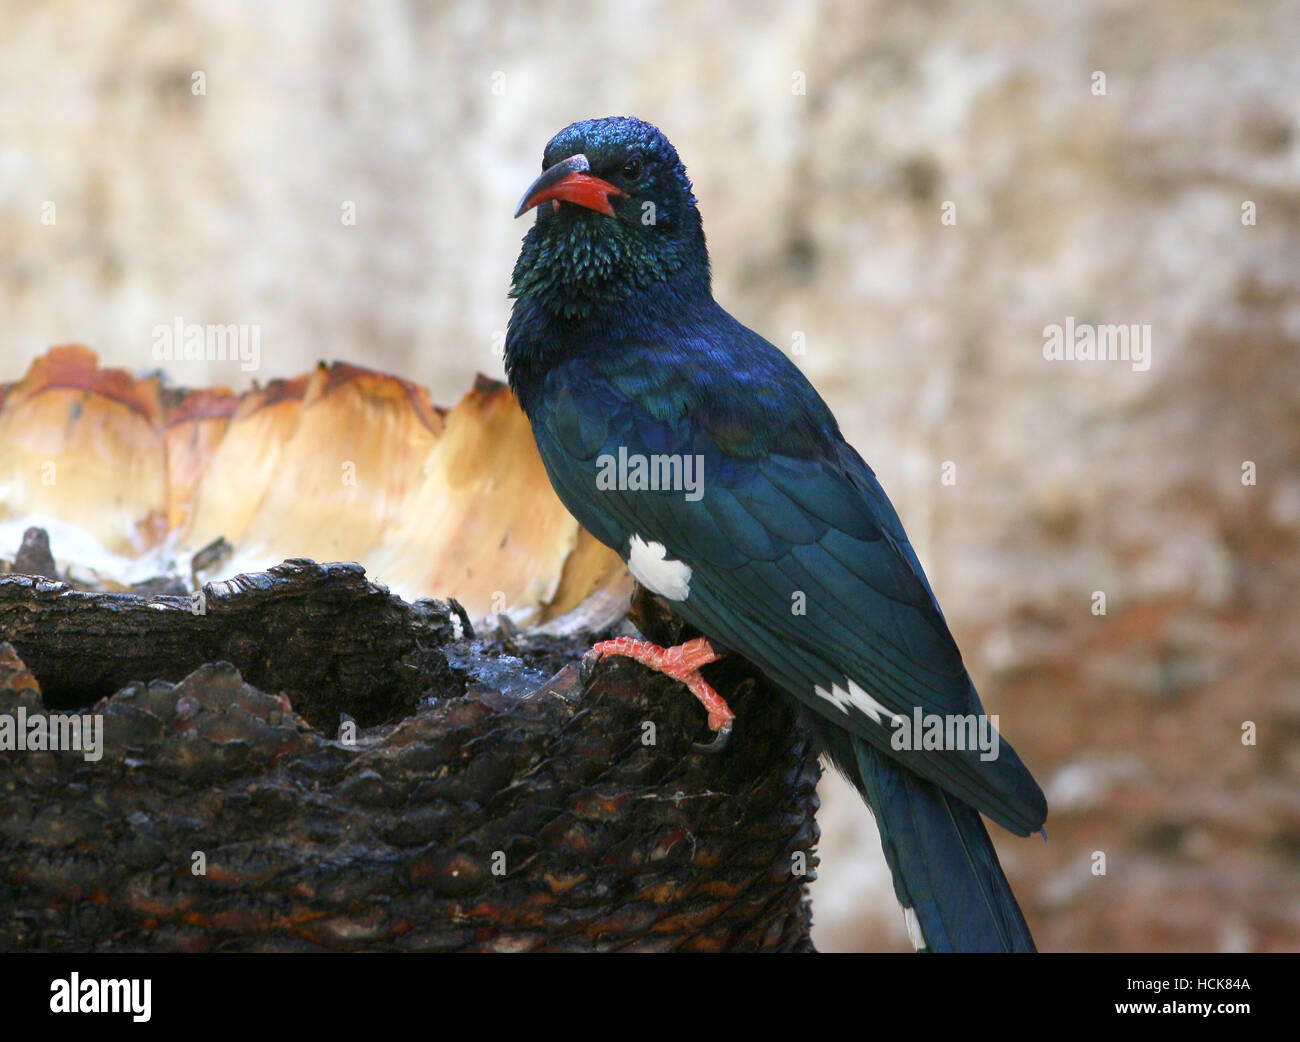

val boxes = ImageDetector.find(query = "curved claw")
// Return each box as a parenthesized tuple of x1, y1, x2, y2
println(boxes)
(693, 719, 733, 754)
(578, 650, 600, 687)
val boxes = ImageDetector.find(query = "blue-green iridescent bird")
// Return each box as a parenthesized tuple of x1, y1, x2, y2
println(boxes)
(505, 116, 1047, 952)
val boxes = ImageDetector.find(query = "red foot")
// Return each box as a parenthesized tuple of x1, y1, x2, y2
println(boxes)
(587, 635, 734, 732)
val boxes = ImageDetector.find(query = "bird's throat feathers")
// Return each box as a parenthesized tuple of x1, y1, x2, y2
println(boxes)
(506, 210, 711, 403)
(511, 204, 711, 313)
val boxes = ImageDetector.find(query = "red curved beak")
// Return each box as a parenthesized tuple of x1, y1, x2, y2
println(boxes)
(514, 154, 622, 218)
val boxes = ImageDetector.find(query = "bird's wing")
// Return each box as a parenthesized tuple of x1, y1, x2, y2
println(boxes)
(531, 364, 1046, 836)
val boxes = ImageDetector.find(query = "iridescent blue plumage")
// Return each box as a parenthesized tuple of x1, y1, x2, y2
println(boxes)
(506, 116, 1047, 952)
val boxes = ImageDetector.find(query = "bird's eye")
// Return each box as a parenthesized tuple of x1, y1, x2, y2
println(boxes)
(621, 156, 643, 182)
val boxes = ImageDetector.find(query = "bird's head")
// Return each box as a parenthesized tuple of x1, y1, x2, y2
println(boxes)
(509, 117, 710, 324)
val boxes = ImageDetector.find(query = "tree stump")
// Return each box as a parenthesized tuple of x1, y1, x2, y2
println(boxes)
(0, 559, 820, 951)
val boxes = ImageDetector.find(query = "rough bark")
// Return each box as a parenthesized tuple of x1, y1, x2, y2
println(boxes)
(0, 560, 819, 951)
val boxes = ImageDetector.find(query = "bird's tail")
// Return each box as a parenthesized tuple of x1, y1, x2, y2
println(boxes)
(852, 739, 1036, 952)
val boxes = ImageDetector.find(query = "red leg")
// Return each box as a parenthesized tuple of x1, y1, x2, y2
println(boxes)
(587, 635, 734, 733)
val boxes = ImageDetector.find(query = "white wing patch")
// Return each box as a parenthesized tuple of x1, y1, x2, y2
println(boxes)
(903, 906, 928, 951)
(812, 678, 901, 726)
(627, 534, 692, 601)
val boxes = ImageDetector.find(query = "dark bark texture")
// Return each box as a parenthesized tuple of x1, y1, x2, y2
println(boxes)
(0, 559, 820, 951)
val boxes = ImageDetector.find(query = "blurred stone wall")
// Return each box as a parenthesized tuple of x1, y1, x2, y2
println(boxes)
(2, 0, 1297, 950)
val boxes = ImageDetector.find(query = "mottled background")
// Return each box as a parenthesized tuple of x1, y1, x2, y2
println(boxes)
(3, 0, 1298, 951)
